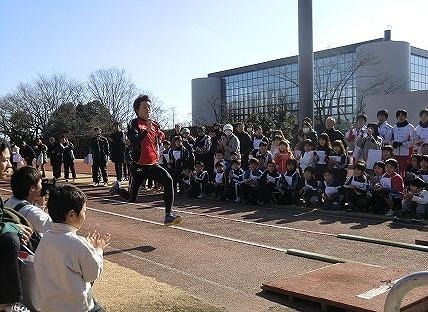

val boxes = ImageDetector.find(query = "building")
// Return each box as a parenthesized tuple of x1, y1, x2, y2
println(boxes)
(192, 31, 428, 127)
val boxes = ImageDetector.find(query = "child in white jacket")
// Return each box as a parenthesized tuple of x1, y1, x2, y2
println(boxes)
(397, 177, 428, 221)
(34, 184, 111, 312)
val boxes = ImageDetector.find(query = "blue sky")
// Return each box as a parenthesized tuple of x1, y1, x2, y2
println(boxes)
(1, 0, 428, 124)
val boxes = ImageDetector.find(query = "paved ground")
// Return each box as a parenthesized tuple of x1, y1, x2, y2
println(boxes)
(2, 164, 428, 311)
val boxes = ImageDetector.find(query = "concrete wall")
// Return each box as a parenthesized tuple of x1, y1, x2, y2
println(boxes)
(192, 77, 222, 125)
(363, 90, 428, 125)
(356, 41, 410, 109)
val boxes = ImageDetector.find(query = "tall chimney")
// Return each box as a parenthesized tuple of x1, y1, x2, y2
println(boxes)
(384, 29, 391, 41)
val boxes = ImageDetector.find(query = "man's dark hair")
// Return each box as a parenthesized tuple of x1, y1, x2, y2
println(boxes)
(133, 94, 151, 114)
(354, 161, 367, 172)
(395, 109, 407, 118)
(47, 184, 87, 223)
(373, 161, 385, 170)
(420, 109, 428, 117)
(0, 138, 10, 153)
(11, 166, 42, 200)
(377, 109, 389, 118)
(303, 166, 315, 174)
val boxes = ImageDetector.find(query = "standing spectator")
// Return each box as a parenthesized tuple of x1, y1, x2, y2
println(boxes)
(48, 137, 64, 180)
(194, 126, 212, 174)
(328, 140, 348, 185)
(377, 109, 393, 145)
(109, 122, 126, 183)
(61, 136, 76, 182)
(354, 123, 382, 163)
(89, 127, 110, 186)
(301, 120, 318, 145)
(34, 138, 48, 178)
(181, 128, 195, 150)
(0, 139, 32, 312)
(10, 143, 22, 172)
(251, 126, 268, 153)
(314, 133, 332, 181)
(346, 114, 368, 161)
(169, 124, 182, 141)
(20, 141, 35, 167)
(221, 124, 240, 169)
(391, 109, 415, 176)
(324, 116, 345, 147)
(415, 109, 428, 154)
(235, 123, 253, 170)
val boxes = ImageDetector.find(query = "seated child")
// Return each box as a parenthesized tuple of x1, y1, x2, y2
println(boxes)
(273, 140, 294, 174)
(404, 154, 420, 186)
(369, 161, 386, 207)
(225, 160, 244, 202)
(371, 158, 404, 216)
(34, 184, 110, 312)
(239, 158, 262, 204)
(320, 169, 342, 210)
(211, 162, 227, 199)
(298, 166, 321, 208)
(299, 139, 316, 173)
(396, 177, 428, 221)
(327, 140, 348, 185)
(180, 168, 192, 195)
(211, 150, 226, 180)
(258, 161, 281, 205)
(188, 161, 209, 199)
(343, 161, 370, 212)
(275, 158, 300, 205)
(251, 141, 273, 171)
(314, 133, 332, 181)
(417, 155, 428, 185)
(382, 145, 394, 161)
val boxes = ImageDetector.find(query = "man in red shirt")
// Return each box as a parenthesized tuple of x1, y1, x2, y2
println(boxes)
(111, 95, 181, 226)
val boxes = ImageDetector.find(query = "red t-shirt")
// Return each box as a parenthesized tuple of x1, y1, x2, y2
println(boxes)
(137, 119, 160, 165)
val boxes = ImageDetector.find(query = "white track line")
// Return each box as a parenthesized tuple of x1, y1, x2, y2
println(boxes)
(106, 246, 244, 293)
(85, 194, 337, 237)
(87, 206, 290, 254)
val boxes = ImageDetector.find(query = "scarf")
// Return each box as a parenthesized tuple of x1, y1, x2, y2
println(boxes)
(396, 120, 409, 128)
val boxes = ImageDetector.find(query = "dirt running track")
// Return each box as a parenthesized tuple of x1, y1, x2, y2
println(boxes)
(1, 180, 428, 311)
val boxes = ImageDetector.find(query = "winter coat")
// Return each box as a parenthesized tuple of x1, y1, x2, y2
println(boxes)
(109, 131, 126, 163)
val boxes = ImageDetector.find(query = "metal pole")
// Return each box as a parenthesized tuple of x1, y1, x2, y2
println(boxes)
(298, 0, 314, 126)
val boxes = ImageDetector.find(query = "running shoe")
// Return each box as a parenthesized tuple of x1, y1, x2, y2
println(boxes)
(164, 214, 182, 226)
(109, 181, 121, 195)
(0, 302, 30, 312)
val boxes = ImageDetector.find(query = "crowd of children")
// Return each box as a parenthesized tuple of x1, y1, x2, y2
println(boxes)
(159, 108, 428, 221)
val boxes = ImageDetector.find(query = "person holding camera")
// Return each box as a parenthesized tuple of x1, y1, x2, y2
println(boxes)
(0, 139, 32, 312)
(4, 166, 52, 235)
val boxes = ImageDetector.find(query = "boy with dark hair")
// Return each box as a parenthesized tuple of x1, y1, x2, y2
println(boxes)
(320, 169, 342, 210)
(382, 145, 394, 161)
(417, 155, 428, 185)
(415, 108, 428, 154)
(298, 166, 321, 208)
(258, 161, 281, 205)
(110, 95, 181, 225)
(89, 127, 110, 186)
(226, 160, 244, 202)
(211, 162, 227, 199)
(5, 166, 52, 234)
(275, 158, 300, 204)
(238, 158, 262, 204)
(343, 161, 370, 212)
(391, 109, 415, 176)
(396, 177, 427, 221)
(377, 109, 393, 145)
(188, 161, 209, 199)
(372, 158, 404, 217)
(34, 184, 110, 312)
(169, 136, 192, 193)
(250, 141, 272, 171)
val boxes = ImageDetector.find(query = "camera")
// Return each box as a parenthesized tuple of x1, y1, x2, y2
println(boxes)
(41, 178, 56, 197)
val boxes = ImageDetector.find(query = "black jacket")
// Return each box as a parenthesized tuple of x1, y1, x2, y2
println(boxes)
(89, 135, 110, 161)
(236, 131, 253, 155)
(109, 131, 126, 163)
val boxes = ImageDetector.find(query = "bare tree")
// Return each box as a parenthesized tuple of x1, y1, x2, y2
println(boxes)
(87, 68, 137, 125)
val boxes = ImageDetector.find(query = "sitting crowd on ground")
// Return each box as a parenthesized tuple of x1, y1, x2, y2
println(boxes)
(161, 109, 428, 221)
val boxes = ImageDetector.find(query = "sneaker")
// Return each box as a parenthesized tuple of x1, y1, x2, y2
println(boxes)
(0, 302, 30, 312)
(234, 197, 242, 204)
(103, 182, 108, 187)
(93, 182, 99, 187)
(197, 193, 207, 199)
(164, 214, 182, 226)
(109, 181, 121, 195)
(385, 209, 394, 217)
(412, 213, 424, 222)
